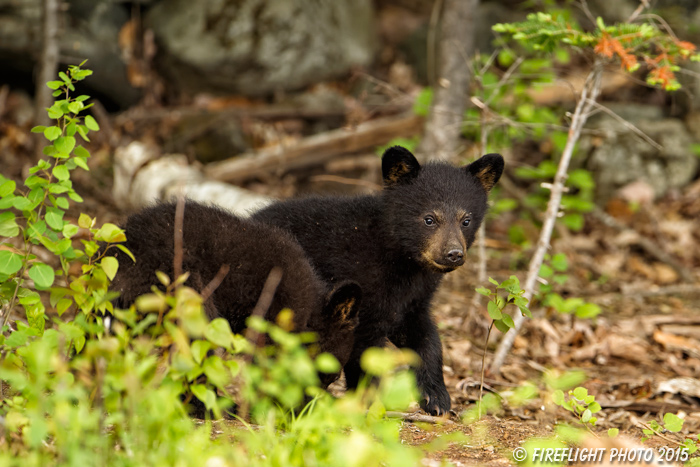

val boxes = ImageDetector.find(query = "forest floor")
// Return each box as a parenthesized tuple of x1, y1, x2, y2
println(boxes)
(2, 85, 700, 466)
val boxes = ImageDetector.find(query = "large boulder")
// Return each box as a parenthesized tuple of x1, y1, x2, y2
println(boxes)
(146, 0, 376, 96)
(579, 105, 698, 201)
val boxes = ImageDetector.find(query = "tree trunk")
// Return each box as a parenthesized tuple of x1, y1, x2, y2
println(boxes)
(34, 0, 60, 135)
(417, 0, 479, 162)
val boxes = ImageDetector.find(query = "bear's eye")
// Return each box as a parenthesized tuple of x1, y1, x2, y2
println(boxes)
(462, 218, 471, 227)
(424, 216, 436, 226)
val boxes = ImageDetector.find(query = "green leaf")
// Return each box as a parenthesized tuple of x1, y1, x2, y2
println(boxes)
(551, 253, 568, 272)
(315, 352, 341, 374)
(74, 158, 89, 171)
(205, 318, 235, 349)
(475, 286, 491, 297)
(84, 115, 100, 131)
(101, 256, 119, 281)
(62, 223, 79, 238)
(55, 197, 69, 209)
(501, 313, 515, 329)
(190, 384, 216, 411)
(572, 387, 588, 400)
(68, 101, 83, 114)
(191, 340, 212, 365)
(0, 250, 23, 275)
(78, 213, 93, 229)
(45, 207, 65, 230)
(663, 412, 684, 432)
(588, 402, 601, 413)
(59, 71, 70, 83)
(552, 389, 565, 406)
(0, 212, 19, 237)
(575, 303, 601, 319)
(413, 87, 433, 117)
(47, 81, 63, 90)
(52, 165, 70, 181)
(28, 263, 55, 289)
(156, 270, 170, 286)
(608, 428, 619, 438)
(487, 300, 502, 320)
(54, 136, 76, 155)
(539, 263, 553, 278)
(493, 319, 510, 334)
(56, 298, 72, 316)
(115, 244, 135, 262)
(94, 223, 126, 243)
(581, 409, 592, 423)
(0, 180, 16, 197)
(77, 125, 90, 142)
(44, 126, 61, 141)
(74, 146, 90, 159)
(488, 277, 499, 286)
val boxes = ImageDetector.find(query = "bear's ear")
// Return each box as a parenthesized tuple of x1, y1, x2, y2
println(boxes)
(465, 153, 504, 192)
(382, 146, 421, 187)
(325, 281, 362, 324)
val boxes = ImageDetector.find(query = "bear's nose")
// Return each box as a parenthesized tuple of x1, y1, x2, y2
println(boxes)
(446, 249, 464, 263)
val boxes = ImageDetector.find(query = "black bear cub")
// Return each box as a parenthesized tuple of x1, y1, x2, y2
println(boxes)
(109, 201, 361, 387)
(254, 146, 504, 415)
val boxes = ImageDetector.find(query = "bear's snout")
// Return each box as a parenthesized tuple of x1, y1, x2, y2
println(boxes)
(446, 248, 464, 265)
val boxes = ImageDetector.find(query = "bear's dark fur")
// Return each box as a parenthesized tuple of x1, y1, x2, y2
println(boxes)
(253, 146, 504, 415)
(109, 201, 361, 386)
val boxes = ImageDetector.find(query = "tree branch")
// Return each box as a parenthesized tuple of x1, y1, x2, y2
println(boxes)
(490, 61, 604, 373)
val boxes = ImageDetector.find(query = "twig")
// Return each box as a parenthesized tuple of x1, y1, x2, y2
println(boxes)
(173, 194, 185, 281)
(479, 322, 494, 419)
(200, 264, 231, 302)
(628, 0, 650, 23)
(385, 411, 456, 425)
(490, 61, 604, 374)
(244, 267, 284, 349)
(591, 208, 694, 283)
(588, 101, 662, 151)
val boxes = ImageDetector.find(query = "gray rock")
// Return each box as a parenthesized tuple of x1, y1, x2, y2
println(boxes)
(580, 107, 698, 201)
(146, 0, 376, 96)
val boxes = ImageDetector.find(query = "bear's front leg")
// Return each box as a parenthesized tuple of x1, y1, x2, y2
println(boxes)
(389, 303, 451, 416)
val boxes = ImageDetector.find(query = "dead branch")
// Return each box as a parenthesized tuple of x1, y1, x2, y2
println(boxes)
(385, 411, 456, 425)
(200, 264, 231, 303)
(491, 61, 604, 373)
(244, 267, 284, 349)
(418, 0, 479, 161)
(173, 195, 185, 281)
(591, 208, 694, 283)
(204, 113, 423, 183)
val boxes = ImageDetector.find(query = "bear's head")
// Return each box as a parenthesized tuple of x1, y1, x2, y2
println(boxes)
(380, 146, 503, 273)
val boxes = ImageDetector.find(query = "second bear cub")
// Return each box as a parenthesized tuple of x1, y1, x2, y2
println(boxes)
(254, 146, 504, 415)
(109, 201, 361, 387)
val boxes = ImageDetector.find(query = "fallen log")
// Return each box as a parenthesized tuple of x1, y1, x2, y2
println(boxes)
(204, 113, 424, 183)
